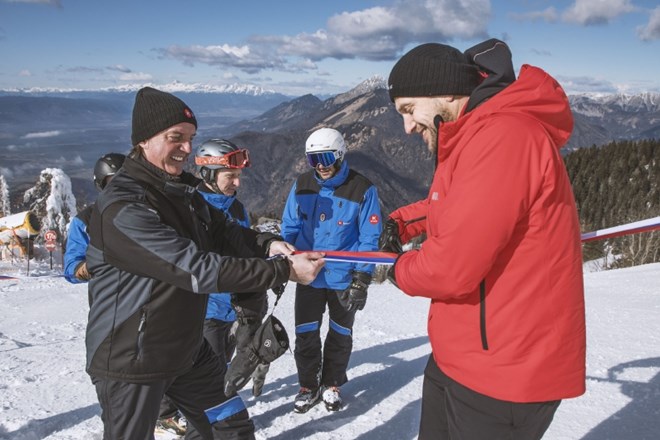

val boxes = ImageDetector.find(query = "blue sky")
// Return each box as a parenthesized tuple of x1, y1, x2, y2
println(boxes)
(1, 0, 659, 96)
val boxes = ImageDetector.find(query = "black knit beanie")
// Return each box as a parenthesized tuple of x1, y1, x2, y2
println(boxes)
(131, 87, 197, 145)
(388, 43, 482, 102)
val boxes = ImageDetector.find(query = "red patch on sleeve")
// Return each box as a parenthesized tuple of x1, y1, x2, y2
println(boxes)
(369, 214, 379, 224)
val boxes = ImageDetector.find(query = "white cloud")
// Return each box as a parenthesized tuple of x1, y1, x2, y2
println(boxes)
(509, 7, 558, 22)
(562, 0, 635, 25)
(555, 74, 660, 94)
(637, 7, 660, 41)
(119, 72, 152, 81)
(107, 65, 132, 73)
(157, 0, 490, 73)
(531, 48, 553, 56)
(157, 44, 286, 74)
(19, 70, 32, 77)
(22, 130, 61, 139)
(267, 0, 490, 62)
(556, 74, 619, 94)
(1, 0, 61, 5)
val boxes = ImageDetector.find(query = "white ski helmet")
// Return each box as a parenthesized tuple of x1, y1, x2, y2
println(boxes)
(305, 128, 346, 167)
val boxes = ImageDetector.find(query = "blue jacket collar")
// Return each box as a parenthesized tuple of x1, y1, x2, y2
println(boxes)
(315, 160, 349, 188)
(199, 190, 236, 211)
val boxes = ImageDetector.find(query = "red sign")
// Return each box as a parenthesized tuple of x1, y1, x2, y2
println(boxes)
(44, 230, 58, 242)
(45, 241, 56, 252)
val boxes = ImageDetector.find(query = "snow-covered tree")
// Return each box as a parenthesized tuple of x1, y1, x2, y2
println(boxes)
(0, 174, 10, 217)
(22, 168, 77, 240)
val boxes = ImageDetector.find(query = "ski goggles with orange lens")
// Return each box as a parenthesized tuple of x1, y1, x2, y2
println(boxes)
(306, 151, 338, 168)
(195, 149, 251, 169)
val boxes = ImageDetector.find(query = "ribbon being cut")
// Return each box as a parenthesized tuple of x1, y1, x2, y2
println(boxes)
(293, 215, 660, 266)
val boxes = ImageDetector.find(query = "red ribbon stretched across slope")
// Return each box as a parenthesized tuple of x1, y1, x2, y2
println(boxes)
(293, 215, 660, 265)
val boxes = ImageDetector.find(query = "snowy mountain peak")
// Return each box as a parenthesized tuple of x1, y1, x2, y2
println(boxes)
(570, 92, 660, 113)
(331, 75, 387, 106)
(348, 75, 387, 95)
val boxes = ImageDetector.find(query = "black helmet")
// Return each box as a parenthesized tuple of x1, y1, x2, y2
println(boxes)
(93, 153, 126, 191)
(194, 139, 250, 189)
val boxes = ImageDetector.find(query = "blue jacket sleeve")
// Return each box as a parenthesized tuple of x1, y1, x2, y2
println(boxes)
(64, 216, 89, 284)
(355, 185, 382, 275)
(280, 181, 301, 245)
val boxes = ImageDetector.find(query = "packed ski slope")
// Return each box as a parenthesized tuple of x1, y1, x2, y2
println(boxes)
(0, 261, 659, 440)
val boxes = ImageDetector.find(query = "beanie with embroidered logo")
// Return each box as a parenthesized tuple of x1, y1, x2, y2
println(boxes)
(131, 86, 197, 145)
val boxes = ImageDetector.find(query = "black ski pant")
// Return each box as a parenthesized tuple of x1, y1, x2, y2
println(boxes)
(419, 355, 561, 440)
(93, 340, 254, 440)
(294, 283, 356, 389)
(158, 318, 237, 420)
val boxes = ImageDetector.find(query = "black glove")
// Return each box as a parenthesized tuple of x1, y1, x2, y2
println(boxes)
(379, 217, 403, 253)
(224, 316, 289, 396)
(224, 317, 261, 396)
(250, 362, 271, 397)
(338, 271, 371, 312)
(224, 347, 260, 396)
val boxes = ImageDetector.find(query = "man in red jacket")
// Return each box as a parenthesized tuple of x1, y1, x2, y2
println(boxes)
(382, 39, 586, 439)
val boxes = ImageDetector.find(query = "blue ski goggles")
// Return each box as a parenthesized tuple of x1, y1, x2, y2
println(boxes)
(306, 151, 338, 168)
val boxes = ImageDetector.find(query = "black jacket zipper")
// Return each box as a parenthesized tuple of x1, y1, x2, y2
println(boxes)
(480, 280, 489, 350)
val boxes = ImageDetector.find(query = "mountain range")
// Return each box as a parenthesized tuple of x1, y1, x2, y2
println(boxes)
(1, 79, 659, 218)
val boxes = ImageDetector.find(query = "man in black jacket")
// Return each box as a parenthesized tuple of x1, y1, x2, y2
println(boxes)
(85, 86, 324, 440)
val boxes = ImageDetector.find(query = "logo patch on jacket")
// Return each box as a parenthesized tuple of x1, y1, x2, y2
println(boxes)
(369, 214, 379, 224)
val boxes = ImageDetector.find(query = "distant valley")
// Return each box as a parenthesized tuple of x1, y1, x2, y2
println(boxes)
(1, 81, 659, 218)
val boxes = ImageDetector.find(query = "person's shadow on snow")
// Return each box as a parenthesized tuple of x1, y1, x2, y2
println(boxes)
(249, 335, 429, 440)
(0, 404, 101, 440)
(582, 356, 660, 440)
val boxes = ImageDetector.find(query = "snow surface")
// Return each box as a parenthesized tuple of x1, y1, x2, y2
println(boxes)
(0, 260, 659, 440)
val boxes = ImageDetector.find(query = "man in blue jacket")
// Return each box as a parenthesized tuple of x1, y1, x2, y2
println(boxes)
(63, 153, 125, 285)
(281, 127, 382, 413)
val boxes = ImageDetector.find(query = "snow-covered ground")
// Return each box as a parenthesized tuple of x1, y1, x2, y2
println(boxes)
(1, 260, 659, 440)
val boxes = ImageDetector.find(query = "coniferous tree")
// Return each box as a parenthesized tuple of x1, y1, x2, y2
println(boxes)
(565, 139, 660, 268)
(22, 168, 78, 242)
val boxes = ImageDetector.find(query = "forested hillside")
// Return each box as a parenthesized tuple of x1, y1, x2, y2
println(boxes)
(564, 139, 660, 267)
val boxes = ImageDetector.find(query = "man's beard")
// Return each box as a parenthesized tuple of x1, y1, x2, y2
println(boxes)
(426, 108, 454, 153)
(425, 125, 438, 153)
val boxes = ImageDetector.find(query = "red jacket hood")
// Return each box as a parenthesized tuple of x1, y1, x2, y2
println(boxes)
(439, 65, 574, 162)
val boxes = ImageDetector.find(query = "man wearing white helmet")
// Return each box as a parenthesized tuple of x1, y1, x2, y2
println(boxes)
(281, 127, 382, 413)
